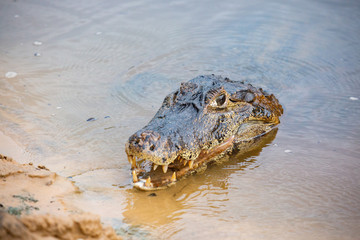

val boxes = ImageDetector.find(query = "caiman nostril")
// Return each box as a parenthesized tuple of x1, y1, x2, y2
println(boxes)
(140, 130, 160, 141)
(130, 130, 161, 152)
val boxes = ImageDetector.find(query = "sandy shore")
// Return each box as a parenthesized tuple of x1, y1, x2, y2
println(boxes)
(0, 154, 122, 240)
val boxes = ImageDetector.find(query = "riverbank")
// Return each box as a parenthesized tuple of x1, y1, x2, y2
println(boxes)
(0, 154, 122, 240)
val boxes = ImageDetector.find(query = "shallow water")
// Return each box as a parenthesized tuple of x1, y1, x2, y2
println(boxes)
(1, 0, 360, 239)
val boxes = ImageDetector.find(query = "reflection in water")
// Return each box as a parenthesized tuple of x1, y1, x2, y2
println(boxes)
(122, 130, 278, 238)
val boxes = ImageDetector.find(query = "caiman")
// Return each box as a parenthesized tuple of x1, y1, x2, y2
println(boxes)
(125, 75, 283, 190)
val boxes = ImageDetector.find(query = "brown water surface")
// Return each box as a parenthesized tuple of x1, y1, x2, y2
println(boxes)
(1, 0, 360, 239)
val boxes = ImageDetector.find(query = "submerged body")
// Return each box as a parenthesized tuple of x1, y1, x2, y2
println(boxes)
(125, 75, 283, 190)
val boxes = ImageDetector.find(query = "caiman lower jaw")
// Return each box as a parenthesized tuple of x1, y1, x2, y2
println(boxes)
(128, 135, 235, 191)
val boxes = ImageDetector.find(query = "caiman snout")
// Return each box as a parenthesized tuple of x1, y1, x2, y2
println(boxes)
(128, 130, 160, 152)
(126, 128, 179, 168)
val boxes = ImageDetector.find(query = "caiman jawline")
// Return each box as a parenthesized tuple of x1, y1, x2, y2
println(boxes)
(129, 135, 235, 191)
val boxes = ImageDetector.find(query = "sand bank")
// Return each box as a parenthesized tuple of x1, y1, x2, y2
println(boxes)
(0, 154, 122, 240)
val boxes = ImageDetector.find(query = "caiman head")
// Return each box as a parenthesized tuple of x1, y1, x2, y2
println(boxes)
(125, 75, 283, 190)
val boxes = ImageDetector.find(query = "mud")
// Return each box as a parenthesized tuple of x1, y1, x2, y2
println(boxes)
(0, 211, 122, 240)
(0, 154, 122, 240)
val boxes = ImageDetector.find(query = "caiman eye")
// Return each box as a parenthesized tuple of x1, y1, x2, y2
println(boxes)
(210, 93, 227, 108)
(216, 94, 226, 106)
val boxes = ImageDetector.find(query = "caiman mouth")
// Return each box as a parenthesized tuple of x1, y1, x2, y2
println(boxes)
(127, 135, 235, 190)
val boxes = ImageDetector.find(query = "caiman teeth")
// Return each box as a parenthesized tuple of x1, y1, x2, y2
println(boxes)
(171, 172, 176, 182)
(188, 160, 194, 169)
(132, 170, 138, 183)
(162, 165, 168, 173)
(153, 164, 158, 171)
(145, 176, 152, 187)
(183, 160, 187, 166)
(129, 155, 137, 169)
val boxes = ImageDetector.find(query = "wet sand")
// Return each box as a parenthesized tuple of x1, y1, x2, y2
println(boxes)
(0, 154, 122, 240)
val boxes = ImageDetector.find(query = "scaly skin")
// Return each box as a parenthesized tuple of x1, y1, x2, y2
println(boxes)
(125, 75, 283, 190)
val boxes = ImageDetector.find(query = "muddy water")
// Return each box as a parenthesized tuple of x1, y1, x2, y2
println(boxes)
(1, 0, 360, 239)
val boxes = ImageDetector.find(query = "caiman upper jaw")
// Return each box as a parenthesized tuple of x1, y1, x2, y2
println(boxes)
(126, 130, 180, 166)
